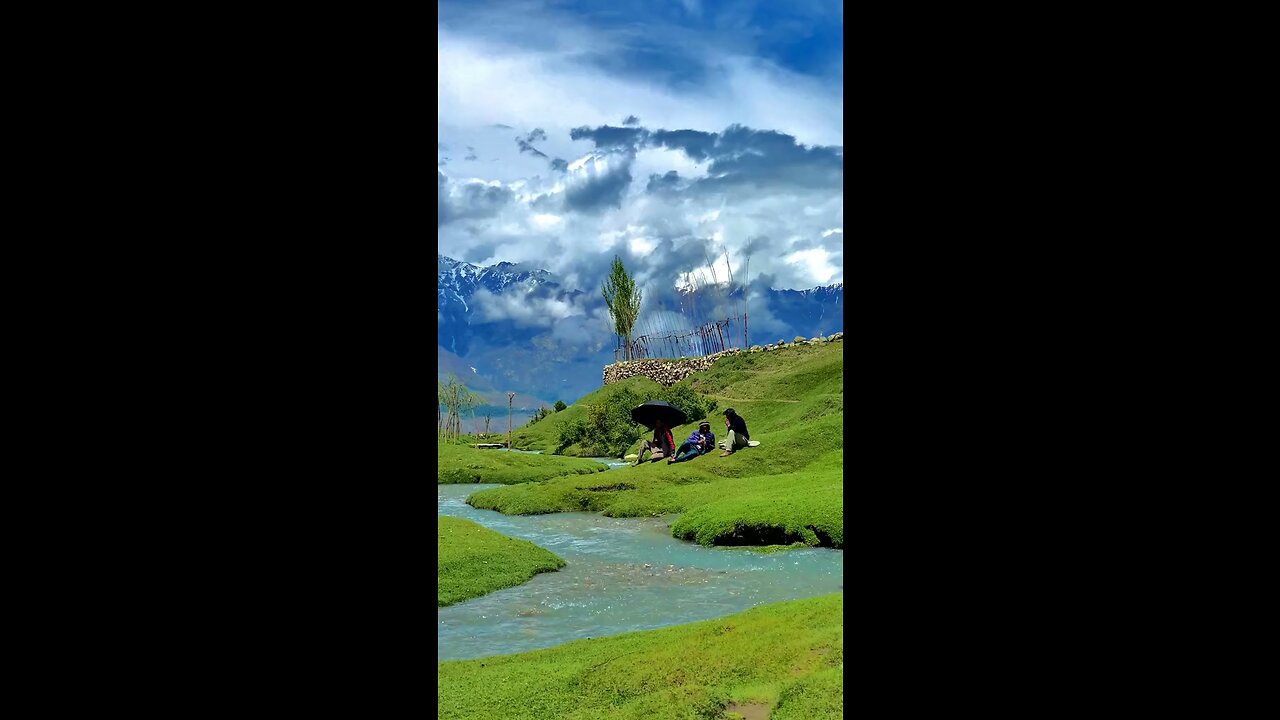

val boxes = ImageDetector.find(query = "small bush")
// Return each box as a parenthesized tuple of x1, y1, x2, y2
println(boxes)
(554, 400, 567, 412)
(660, 382, 716, 422)
(557, 419, 587, 450)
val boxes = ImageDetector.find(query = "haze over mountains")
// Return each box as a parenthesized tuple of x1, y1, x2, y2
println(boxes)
(438, 254, 842, 428)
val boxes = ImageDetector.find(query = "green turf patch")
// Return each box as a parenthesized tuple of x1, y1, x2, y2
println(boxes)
(437, 593, 844, 720)
(771, 665, 845, 720)
(437, 444, 607, 484)
(438, 516, 566, 607)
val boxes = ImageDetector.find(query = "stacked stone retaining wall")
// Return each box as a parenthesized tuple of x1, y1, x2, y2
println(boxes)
(602, 333, 843, 386)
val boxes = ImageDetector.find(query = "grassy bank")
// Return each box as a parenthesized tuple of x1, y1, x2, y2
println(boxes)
(437, 444, 608, 484)
(468, 341, 844, 548)
(437, 593, 843, 720)
(438, 516, 566, 607)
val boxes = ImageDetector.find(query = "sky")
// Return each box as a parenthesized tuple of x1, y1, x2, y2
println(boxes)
(439, 0, 843, 333)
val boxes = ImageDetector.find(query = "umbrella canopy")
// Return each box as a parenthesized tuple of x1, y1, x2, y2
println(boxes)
(630, 400, 687, 430)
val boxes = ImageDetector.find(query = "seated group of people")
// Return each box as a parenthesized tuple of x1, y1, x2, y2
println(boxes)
(634, 408, 751, 465)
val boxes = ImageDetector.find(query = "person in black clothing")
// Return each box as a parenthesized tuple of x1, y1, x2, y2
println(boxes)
(720, 407, 750, 456)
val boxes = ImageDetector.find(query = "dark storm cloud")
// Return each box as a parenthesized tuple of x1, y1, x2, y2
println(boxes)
(622, 115, 640, 126)
(569, 125, 648, 150)
(646, 124, 843, 192)
(698, 124, 842, 190)
(645, 170, 685, 195)
(456, 182, 515, 217)
(563, 148, 637, 212)
(438, 171, 516, 226)
(649, 129, 718, 161)
(516, 128, 549, 157)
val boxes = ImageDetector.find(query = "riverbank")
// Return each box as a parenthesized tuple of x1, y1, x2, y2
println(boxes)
(438, 443, 608, 484)
(438, 516, 566, 607)
(438, 593, 843, 720)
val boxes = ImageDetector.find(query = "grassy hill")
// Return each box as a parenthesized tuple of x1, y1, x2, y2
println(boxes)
(437, 593, 843, 720)
(507, 375, 666, 455)
(438, 444, 608, 484)
(467, 340, 844, 548)
(438, 516, 566, 606)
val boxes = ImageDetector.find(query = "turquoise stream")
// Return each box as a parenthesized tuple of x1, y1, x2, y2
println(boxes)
(438, 483, 843, 661)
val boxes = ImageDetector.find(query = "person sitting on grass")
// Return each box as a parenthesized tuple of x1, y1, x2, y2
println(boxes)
(635, 419, 674, 464)
(720, 407, 750, 457)
(669, 422, 716, 464)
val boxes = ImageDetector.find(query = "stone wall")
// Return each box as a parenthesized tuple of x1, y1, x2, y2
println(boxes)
(602, 334, 844, 386)
(602, 349, 743, 387)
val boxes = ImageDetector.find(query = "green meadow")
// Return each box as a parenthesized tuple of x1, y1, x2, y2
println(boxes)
(437, 593, 843, 720)
(468, 340, 844, 548)
(437, 443, 608, 484)
(437, 516, 566, 607)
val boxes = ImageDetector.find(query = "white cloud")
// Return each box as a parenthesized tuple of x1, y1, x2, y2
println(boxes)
(472, 288, 585, 327)
(437, 18, 843, 296)
(785, 248, 839, 286)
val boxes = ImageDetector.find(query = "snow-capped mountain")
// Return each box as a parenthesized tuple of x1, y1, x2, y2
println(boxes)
(438, 255, 559, 356)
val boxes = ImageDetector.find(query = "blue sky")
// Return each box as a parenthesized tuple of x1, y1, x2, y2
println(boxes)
(438, 0, 843, 340)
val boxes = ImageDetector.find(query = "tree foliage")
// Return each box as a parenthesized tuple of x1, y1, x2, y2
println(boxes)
(438, 375, 480, 441)
(554, 384, 715, 457)
(554, 400, 567, 412)
(601, 255, 642, 360)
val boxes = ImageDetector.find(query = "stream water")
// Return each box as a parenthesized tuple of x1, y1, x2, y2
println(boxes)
(438, 483, 844, 660)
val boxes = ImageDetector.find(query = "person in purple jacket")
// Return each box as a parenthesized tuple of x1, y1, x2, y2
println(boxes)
(668, 421, 716, 464)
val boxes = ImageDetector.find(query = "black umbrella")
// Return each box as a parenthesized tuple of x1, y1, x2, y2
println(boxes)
(630, 400, 687, 430)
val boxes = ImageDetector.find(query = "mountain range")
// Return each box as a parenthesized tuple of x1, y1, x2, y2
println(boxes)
(437, 254, 842, 428)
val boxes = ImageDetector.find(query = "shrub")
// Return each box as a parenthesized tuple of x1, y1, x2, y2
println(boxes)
(554, 400, 567, 412)
(557, 419, 587, 450)
(660, 382, 716, 422)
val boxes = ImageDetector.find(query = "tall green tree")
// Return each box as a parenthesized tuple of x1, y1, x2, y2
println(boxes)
(601, 255, 642, 360)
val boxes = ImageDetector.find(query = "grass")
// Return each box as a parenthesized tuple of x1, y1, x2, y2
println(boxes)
(437, 593, 843, 720)
(438, 516, 566, 607)
(466, 341, 844, 548)
(438, 443, 608, 484)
